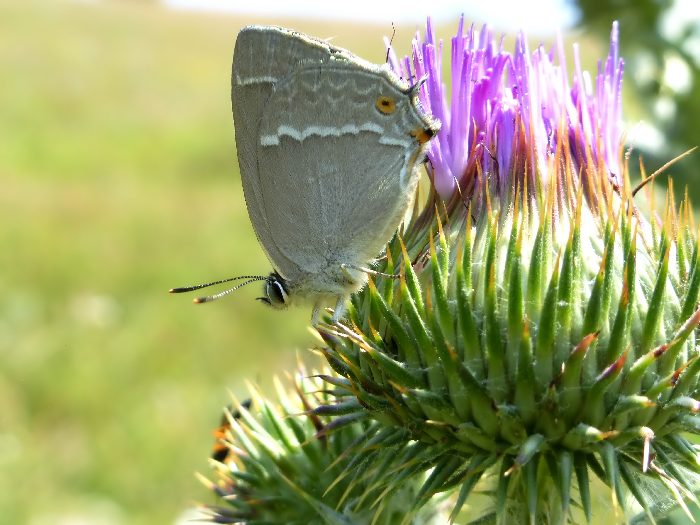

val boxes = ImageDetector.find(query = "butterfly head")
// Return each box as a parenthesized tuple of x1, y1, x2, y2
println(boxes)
(258, 271, 290, 309)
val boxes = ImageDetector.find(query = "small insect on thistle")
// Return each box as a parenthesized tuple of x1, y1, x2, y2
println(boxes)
(170, 25, 438, 324)
(210, 399, 252, 463)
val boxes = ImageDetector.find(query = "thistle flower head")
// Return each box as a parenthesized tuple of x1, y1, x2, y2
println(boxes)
(388, 17, 624, 208)
(204, 18, 700, 524)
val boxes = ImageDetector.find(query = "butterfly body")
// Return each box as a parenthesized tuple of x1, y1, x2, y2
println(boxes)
(232, 26, 437, 321)
(171, 27, 438, 323)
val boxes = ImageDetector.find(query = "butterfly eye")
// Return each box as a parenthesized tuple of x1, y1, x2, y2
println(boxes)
(375, 96, 396, 115)
(265, 274, 288, 307)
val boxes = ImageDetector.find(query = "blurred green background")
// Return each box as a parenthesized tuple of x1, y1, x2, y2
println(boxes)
(2, 1, 318, 523)
(1, 0, 698, 523)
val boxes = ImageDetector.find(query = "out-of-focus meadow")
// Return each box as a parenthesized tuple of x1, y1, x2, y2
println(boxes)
(1, 0, 695, 524)
(0, 1, 348, 522)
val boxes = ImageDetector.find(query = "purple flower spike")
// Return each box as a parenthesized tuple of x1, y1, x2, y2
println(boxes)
(389, 17, 625, 202)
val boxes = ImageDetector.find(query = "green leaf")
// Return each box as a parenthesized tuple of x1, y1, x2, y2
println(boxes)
(399, 236, 426, 317)
(367, 279, 422, 370)
(457, 245, 484, 378)
(430, 229, 453, 339)
(601, 230, 635, 367)
(513, 433, 546, 468)
(415, 454, 464, 503)
(450, 454, 494, 522)
(507, 218, 524, 382)
(582, 222, 615, 336)
(515, 322, 536, 425)
(402, 279, 446, 392)
(556, 194, 582, 364)
(574, 453, 592, 524)
(599, 442, 625, 514)
(430, 309, 471, 420)
(526, 206, 552, 319)
(523, 455, 538, 525)
(583, 353, 626, 427)
(362, 342, 423, 389)
(659, 306, 700, 378)
(484, 218, 506, 402)
(535, 254, 560, 388)
(560, 331, 599, 422)
(680, 236, 700, 322)
(557, 450, 573, 517)
(639, 244, 670, 353)
(618, 460, 656, 524)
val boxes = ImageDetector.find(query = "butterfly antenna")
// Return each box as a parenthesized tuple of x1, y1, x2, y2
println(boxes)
(169, 275, 267, 294)
(385, 22, 396, 63)
(407, 75, 428, 97)
(193, 277, 269, 304)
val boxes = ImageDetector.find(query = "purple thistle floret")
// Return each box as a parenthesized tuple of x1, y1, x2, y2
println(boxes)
(388, 17, 625, 201)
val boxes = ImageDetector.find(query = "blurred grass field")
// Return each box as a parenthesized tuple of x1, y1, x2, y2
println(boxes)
(0, 1, 374, 522)
(3, 1, 691, 524)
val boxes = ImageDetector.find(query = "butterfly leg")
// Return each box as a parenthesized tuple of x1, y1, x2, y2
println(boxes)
(331, 296, 346, 323)
(341, 262, 399, 279)
(311, 298, 345, 324)
(311, 301, 322, 325)
(340, 263, 360, 285)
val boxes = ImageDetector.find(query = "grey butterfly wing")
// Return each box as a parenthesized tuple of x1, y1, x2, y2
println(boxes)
(255, 63, 432, 277)
(231, 26, 353, 280)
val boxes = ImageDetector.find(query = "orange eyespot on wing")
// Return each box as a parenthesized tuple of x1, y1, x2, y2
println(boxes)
(375, 95, 397, 115)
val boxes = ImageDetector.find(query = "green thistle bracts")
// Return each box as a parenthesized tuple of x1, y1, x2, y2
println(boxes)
(200, 375, 448, 524)
(318, 177, 700, 522)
